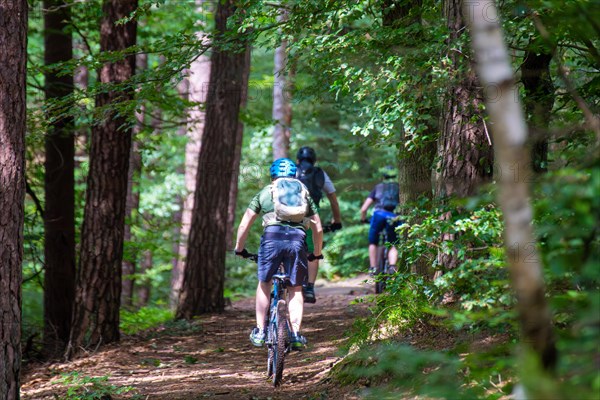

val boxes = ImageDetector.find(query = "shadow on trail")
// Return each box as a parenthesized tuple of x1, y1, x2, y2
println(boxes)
(21, 276, 373, 400)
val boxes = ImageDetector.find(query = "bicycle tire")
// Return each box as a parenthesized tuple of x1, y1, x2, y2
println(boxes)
(273, 299, 288, 386)
(375, 246, 387, 294)
(266, 314, 274, 378)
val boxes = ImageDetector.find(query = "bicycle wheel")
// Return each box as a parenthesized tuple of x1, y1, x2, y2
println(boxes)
(375, 247, 387, 294)
(272, 299, 288, 386)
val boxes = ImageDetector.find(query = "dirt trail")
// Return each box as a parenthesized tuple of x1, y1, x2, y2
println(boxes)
(21, 276, 374, 399)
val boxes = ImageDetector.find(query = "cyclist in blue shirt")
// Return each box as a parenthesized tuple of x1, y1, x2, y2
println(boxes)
(359, 167, 400, 275)
(234, 158, 323, 350)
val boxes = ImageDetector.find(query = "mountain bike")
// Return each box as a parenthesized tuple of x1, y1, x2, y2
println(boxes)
(240, 252, 292, 386)
(374, 228, 392, 294)
(363, 217, 395, 294)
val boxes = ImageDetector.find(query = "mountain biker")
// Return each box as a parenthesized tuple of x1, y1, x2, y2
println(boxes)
(359, 166, 400, 276)
(295, 146, 342, 304)
(234, 158, 324, 350)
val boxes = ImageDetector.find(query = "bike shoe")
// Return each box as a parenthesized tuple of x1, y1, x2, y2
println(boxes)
(249, 327, 266, 347)
(290, 333, 307, 351)
(368, 266, 377, 277)
(303, 283, 316, 304)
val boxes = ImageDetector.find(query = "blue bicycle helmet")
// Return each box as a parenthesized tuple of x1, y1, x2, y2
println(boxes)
(270, 158, 297, 179)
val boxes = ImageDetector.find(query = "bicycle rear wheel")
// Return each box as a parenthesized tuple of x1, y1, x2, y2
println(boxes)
(375, 247, 387, 294)
(272, 299, 288, 386)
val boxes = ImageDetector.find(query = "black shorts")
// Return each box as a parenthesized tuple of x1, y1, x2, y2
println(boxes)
(258, 225, 308, 286)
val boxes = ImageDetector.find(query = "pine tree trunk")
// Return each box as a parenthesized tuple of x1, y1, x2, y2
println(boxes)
(272, 8, 292, 160)
(465, 0, 557, 381)
(122, 52, 147, 309)
(176, 0, 250, 318)
(0, 1, 27, 397)
(226, 46, 252, 249)
(170, 47, 211, 309)
(434, 0, 493, 275)
(136, 249, 152, 307)
(435, 0, 493, 200)
(521, 47, 554, 173)
(384, 0, 434, 277)
(43, 0, 76, 358)
(67, 0, 137, 357)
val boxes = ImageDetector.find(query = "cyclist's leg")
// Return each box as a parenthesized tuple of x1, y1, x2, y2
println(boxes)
(257, 234, 284, 330)
(384, 212, 400, 270)
(287, 238, 309, 348)
(303, 229, 318, 303)
(368, 211, 386, 272)
(255, 281, 272, 329)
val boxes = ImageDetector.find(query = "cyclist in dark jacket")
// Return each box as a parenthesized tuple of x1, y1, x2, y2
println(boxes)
(234, 158, 323, 350)
(359, 167, 400, 275)
(295, 146, 342, 303)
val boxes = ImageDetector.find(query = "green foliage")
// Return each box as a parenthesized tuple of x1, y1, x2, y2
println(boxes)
(120, 306, 173, 335)
(53, 372, 141, 400)
(333, 343, 509, 399)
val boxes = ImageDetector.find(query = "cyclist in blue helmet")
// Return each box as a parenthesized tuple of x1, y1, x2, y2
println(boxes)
(234, 158, 323, 350)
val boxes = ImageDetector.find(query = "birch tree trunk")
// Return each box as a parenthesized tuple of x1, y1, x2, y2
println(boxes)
(464, 0, 557, 388)
(272, 8, 293, 160)
(0, 1, 27, 397)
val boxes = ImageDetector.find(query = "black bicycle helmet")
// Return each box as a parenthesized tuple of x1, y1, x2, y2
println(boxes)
(296, 146, 317, 164)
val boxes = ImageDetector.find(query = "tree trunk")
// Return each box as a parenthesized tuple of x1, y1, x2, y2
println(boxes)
(43, 0, 76, 358)
(226, 46, 252, 249)
(434, 0, 494, 275)
(170, 47, 211, 310)
(67, 0, 137, 357)
(122, 52, 147, 309)
(435, 0, 493, 200)
(384, 0, 434, 277)
(272, 8, 293, 160)
(176, 0, 250, 318)
(0, 1, 27, 397)
(171, 75, 188, 303)
(465, 0, 557, 383)
(136, 249, 152, 307)
(521, 46, 554, 173)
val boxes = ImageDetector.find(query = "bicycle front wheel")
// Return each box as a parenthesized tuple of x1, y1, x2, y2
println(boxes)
(272, 299, 288, 386)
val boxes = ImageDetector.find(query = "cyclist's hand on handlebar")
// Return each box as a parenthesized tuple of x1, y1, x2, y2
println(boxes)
(308, 253, 324, 262)
(329, 222, 342, 232)
(235, 248, 250, 258)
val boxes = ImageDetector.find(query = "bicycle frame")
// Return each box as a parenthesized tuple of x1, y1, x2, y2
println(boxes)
(265, 267, 292, 386)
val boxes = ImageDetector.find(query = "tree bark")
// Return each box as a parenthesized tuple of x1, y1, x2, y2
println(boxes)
(136, 249, 152, 307)
(0, 1, 27, 397)
(122, 52, 147, 309)
(521, 46, 554, 173)
(272, 8, 293, 160)
(384, 0, 434, 277)
(170, 45, 211, 310)
(176, 0, 250, 318)
(67, 0, 137, 357)
(43, 0, 76, 358)
(464, 0, 557, 379)
(226, 46, 252, 249)
(435, 0, 493, 200)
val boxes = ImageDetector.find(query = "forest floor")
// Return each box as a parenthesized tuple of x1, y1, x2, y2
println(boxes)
(21, 275, 377, 400)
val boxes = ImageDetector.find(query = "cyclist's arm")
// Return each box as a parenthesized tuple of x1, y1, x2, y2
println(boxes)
(325, 192, 342, 224)
(308, 214, 323, 255)
(234, 208, 259, 252)
(360, 197, 374, 221)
